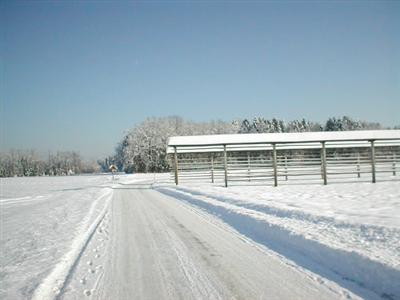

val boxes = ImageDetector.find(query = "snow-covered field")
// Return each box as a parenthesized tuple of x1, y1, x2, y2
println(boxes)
(0, 174, 161, 299)
(0, 175, 112, 299)
(1, 174, 399, 300)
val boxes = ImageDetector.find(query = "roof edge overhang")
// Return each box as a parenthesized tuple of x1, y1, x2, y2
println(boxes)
(166, 130, 400, 154)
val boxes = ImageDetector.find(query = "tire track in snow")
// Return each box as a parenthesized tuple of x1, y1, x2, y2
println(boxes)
(0, 195, 47, 205)
(31, 188, 113, 300)
(157, 186, 400, 300)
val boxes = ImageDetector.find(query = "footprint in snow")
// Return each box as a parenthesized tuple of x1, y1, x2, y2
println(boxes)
(95, 265, 103, 271)
(316, 277, 324, 284)
(80, 277, 87, 285)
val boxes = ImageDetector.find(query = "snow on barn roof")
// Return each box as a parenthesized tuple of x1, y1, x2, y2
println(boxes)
(167, 130, 400, 154)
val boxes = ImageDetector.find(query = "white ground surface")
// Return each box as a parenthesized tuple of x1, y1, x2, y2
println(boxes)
(1, 174, 399, 300)
(0, 175, 113, 299)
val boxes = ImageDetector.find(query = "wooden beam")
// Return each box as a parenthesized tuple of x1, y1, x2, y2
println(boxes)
(370, 140, 376, 183)
(284, 155, 288, 181)
(224, 145, 228, 187)
(321, 141, 327, 185)
(174, 146, 179, 185)
(247, 152, 251, 181)
(272, 144, 278, 187)
(211, 155, 214, 183)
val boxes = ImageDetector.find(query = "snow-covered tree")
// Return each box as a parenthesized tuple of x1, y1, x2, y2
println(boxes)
(98, 115, 385, 174)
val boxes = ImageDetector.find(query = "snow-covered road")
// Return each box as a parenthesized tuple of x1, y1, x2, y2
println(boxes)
(2, 175, 399, 299)
(61, 182, 346, 300)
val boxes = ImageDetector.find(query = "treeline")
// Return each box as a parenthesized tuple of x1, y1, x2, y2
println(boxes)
(238, 116, 383, 133)
(0, 150, 99, 177)
(2, 116, 394, 177)
(99, 116, 392, 174)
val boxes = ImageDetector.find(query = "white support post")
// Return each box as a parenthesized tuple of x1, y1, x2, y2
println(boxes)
(321, 142, 327, 185)
(357, 152, 361, 178)
(224, 145, 228, 187)
(393, 152, 397, 176)
(174, 146, 179, 185)
(272, 144, 278, 187)
(370, 140, 376, 183)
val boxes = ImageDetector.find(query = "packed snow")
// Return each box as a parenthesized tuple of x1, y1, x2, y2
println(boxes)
(1, 173, 399, 300)
(0, 174, 159, 299)
(0, 175, 113, 299)
(155, 177, 400, 299)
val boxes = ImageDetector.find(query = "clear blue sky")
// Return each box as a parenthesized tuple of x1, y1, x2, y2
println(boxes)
(1, 1, 399, 159)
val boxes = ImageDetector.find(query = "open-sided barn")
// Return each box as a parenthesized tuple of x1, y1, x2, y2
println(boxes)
(167, 130, 400, 186)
